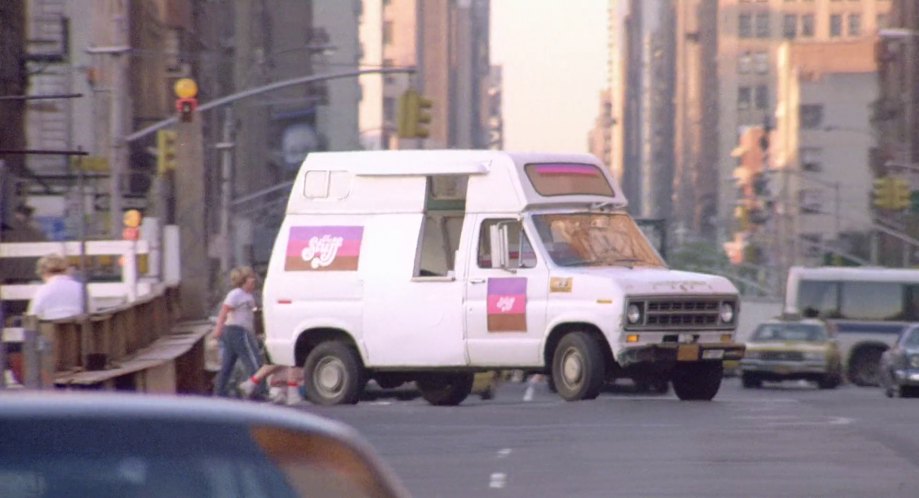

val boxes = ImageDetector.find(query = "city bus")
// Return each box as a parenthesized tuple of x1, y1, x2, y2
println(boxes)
(784, 266, 919, 386)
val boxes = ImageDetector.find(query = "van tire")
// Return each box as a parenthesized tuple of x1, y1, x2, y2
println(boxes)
(672, 362, 723, 401)
(417, 373, 474, 406)
(552, 332, 605, 401)
(303, 342, 365, 405)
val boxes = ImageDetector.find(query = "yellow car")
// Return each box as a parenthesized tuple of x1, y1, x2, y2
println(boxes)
(740, 319, 842, 389)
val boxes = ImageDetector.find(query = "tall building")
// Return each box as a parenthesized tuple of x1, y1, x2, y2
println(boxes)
(587, 89, 613, 170)
(313, 0, 362, 151)
(380, 0, 490, 150)
(772, 39, 877, 274)
(673, 0, 719, 240)
(716, 0, 891, 245)
(484, 65, 504, 150)
(617, 0, 676, 221)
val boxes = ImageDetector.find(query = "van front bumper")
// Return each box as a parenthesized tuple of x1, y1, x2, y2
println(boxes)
(617, 342, 746, 368)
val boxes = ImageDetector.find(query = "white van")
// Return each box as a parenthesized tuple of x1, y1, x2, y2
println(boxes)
(263, 150, 744, 405)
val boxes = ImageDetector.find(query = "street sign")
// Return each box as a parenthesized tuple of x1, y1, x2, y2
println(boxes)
(93, 194, 147, 212)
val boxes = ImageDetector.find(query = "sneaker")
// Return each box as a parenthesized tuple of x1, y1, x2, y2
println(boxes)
(268, 386, 287, 404)
(238, 378, 257, 399)
(286, 385, 304, 406)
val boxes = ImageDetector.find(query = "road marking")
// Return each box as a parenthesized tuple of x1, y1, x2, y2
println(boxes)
(523, 385, 535, 401)
(497, 448, 512, 458)
(489, 472, 507, 489)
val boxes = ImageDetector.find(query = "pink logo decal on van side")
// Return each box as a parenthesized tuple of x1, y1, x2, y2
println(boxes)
(285, 226, 363, 271)
(487, 277, 527, 332)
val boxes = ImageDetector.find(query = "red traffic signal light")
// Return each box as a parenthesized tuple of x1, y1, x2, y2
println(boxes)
(176, 97, 197, 122)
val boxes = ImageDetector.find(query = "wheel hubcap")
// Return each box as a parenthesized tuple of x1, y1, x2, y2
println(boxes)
(561, 348, 583, 387)
(316, 357, 345, 396)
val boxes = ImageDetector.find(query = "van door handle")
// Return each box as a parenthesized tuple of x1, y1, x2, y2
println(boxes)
(470, 278, 486, 284)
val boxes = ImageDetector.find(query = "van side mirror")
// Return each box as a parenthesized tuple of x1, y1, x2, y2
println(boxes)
(489, 223, 511, 271)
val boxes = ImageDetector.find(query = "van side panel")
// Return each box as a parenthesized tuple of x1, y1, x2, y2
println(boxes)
(360, 214, 469, 367)
(262, 214, 366, 366)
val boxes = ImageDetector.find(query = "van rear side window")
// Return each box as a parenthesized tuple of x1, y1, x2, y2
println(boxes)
(303, 171, 351, 199)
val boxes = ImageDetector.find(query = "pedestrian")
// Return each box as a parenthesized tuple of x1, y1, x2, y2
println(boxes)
(213, 266, 263, 398)
(27, 254, 84, 320)
(238, 364, 304, 405)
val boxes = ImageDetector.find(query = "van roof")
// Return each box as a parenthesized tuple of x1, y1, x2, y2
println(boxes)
(288, 149, 628, 214)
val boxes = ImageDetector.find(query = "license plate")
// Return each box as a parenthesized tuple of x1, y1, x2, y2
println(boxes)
(677, 344, 700, 361)
(702, 349, 724, 360)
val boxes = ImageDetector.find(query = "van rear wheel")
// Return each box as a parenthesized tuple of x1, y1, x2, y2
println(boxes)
(552, 332, 605, 401)
(304, 342, 365, 405)
(417, 373, 474, 406)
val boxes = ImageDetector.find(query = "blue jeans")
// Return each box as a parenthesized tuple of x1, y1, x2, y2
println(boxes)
(214, 325, 262, 397)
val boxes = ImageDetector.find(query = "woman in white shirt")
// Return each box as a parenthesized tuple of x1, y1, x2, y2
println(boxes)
(27, 254, 84, 320)
(212, 266, 264, 397)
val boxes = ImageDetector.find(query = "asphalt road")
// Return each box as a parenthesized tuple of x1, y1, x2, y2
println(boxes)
(302, 378, 919, 498)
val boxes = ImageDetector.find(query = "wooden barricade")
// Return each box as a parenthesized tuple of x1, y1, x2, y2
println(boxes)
(36, 284, 210, 393)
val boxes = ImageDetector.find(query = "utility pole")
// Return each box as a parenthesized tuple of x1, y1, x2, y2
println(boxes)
(91, 0, 132, 238)
(0, 0, 27, 179)
(216, 108, 235, 275)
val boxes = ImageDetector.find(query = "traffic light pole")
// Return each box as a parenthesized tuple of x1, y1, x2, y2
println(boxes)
(124, 67, 416, 143)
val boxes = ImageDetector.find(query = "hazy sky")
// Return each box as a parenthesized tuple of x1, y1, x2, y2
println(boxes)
(491, 0, 609, 154)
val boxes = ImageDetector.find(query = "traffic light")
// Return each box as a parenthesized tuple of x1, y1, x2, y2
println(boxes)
(156, 130, 177, 174)
(872, 177, 894, 210)
(176, 97, 197, 122)
(891, 178, 911, 211)
(397, 89, 433, 139)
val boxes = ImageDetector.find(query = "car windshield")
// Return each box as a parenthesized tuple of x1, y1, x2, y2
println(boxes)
(751, 323, 827, 342)
(903, 328, 919, 347)
(531, 213, 665, 268)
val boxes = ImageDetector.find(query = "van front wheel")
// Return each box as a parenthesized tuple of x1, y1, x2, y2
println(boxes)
(552, 332, 605, 401)
(304, 342, 365, 405)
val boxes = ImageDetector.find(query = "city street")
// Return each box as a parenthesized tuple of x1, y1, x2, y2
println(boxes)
(303, 378, 919, 497)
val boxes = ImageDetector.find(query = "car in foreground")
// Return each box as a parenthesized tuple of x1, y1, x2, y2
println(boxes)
(879, 324, 919, 398)
(740, 319, 842, 389)
(0, 392, 408, 498)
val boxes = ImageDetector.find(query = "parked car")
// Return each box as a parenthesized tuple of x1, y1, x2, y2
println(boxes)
(879, 324, 919, 398)
(0, 392, 409, 498)
(740, 319, 842, 389)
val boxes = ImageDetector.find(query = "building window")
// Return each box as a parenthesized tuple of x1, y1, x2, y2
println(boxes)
(739, 53, 752, 74)
(383, 96, 396, 123)
(799, 104, 824, 129)
(783, 14, 797, 38)
(801, 14, 815, 37)
(739, 14, 753, 38)
(754, 52, 769, 74)
(800, 147, 823, 172)
(848, 14, 861, 37)
(383, 21, 394, 45)
(878, 13, 889, 28)
(755, 13, 770, 38)
(830, 14, 842, 37)
(754, 85, 769, 110)
(383, 58, 395, 83)
(738, 86, 752, 110)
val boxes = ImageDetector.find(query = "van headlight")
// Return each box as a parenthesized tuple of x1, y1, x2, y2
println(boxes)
(719, 302, 735, 323)
(627, 303, 642, 324)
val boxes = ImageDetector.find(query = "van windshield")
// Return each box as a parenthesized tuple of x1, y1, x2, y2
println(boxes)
(531, 213, 665, 268)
